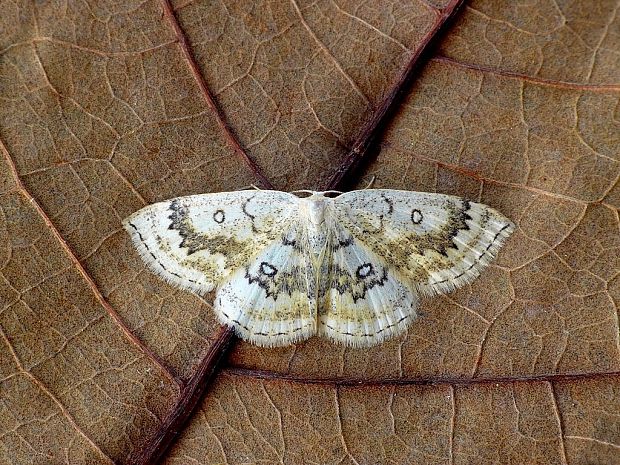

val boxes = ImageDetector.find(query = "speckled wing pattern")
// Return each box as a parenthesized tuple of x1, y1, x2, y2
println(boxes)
(318, 219, 420, 346)
(333, 190, 514, 295)
(124, 189, 514, 347)
(214, 220, 317, 346)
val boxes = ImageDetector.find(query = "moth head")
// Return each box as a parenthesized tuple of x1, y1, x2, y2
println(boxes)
(299, 192, 332, 226)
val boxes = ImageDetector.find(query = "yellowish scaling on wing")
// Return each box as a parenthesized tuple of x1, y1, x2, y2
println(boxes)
(123, 191, 296, 295)
(214, 221, 317, 347)
(317, 219, 419, 347)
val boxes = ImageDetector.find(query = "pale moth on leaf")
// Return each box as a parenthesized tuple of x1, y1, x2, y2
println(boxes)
(124, 189, 514, 348)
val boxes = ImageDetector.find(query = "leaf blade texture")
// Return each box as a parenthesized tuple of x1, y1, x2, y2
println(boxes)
(0, 0, 618, 464)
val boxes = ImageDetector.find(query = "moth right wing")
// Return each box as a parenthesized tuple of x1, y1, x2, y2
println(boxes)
(333, 189, 514, 297)
(123, 190, 298, 295)
(318, 221, 419, 347)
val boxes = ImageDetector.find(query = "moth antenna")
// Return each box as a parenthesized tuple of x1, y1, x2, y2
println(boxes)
(291, 189, 343, 197)
(236, 184, 263, 191)
(361, 175, 376, 190)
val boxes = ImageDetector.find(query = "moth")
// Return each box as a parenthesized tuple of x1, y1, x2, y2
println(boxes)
(124, 189, 514, 347)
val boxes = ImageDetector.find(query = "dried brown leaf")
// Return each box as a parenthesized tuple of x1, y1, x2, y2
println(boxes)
(1, 0, 618, 464)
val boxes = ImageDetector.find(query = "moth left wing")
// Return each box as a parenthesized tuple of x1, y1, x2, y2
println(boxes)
(332, 189, 514, 296)
(123, 190, 298, 295)
(215, 220, 317, 347)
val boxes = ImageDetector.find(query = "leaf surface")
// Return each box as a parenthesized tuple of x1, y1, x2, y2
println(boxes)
(0, 0, 618, 464)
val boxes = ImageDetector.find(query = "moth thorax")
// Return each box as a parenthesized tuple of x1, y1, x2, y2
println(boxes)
(300, 196, 328, 226)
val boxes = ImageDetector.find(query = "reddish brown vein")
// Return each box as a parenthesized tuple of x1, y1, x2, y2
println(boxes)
(387, 143, 604, 205)
(434, 56, 620, 92)
(0, 139, 179, 389)
(325, 0, 467, 191)
(129, 326, 235, 465)
(225, 367, 620, 388)
(160, 0, 275, 190)
(130, 1, 284, 462)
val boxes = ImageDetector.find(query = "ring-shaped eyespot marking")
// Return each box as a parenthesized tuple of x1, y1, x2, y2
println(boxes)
(213, 209, 225, 224)
(260, 262, 278, 277)
(411, 209, 423, 224)
(356, 263, 374, 279)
